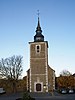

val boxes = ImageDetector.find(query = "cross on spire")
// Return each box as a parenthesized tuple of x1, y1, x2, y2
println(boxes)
(37, 10, 40, 18)
(36, 10, 41, 33)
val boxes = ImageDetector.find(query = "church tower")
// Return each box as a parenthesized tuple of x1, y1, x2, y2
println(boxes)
(27, 15, 55, 92)
(29, 17, 49, 92)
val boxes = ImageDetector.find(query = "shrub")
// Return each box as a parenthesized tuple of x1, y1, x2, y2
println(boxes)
(16, 91, 35, 100)
(23, 92, 31, 100)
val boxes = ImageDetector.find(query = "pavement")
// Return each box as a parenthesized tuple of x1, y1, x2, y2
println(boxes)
(0, 92, 75, 100)
(0, 92, 23, 100)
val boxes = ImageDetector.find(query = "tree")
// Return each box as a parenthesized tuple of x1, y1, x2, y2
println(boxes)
(56, 70, 75, 89)
(0, 55, 23, 92)
(60, 70, 72, 76)
(57, 75, 75, 89)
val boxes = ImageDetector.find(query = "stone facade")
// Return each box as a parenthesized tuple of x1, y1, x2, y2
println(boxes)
(29, 42, 48, 92)
(48, 66, 55, 91)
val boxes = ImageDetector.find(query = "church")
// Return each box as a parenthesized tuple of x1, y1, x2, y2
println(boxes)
(27, 16, 55, 92)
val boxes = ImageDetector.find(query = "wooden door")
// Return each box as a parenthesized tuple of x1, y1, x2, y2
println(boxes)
(36, 83, 41, 91)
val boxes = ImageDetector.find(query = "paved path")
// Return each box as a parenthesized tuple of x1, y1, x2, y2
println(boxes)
(0, 92, 75, 100)
(0, 92, 23, 100)
(31, 92, 75, 100)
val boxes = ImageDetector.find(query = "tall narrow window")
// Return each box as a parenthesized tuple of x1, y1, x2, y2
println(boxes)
(36, 45, 41, 53)
(37, 46, 39, 52)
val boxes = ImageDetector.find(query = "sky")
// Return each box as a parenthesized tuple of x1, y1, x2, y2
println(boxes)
(0, 0, 75, 77)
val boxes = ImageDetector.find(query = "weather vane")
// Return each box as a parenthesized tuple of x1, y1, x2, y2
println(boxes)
(37, 10, 40, 17)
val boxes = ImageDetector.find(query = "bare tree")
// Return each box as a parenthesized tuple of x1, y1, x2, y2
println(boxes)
(0, 55, 23, 92)
(60, 70, 72, 76)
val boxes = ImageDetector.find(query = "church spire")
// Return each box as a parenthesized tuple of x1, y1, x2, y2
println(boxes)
(34, 11, 44, 42)
(36, 17, 42, 34)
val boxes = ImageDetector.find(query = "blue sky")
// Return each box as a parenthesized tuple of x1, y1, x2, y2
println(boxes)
(0, 0, 75, 77)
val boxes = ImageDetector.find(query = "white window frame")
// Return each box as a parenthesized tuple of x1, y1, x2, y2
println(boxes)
(34, 82, 43, 92)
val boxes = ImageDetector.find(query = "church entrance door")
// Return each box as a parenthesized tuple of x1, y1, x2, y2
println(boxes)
(34, 82, 43, 92)
(36, 83, 41, 91)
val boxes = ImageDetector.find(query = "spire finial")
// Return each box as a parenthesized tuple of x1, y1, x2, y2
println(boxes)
(36, 10, 42, 34)
(36, 10, 40, 28)
(37, 10, 40, 18)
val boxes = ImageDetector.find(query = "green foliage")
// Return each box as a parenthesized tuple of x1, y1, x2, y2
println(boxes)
(22, 92, 35, 100)
(23, 92, 31, 100)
